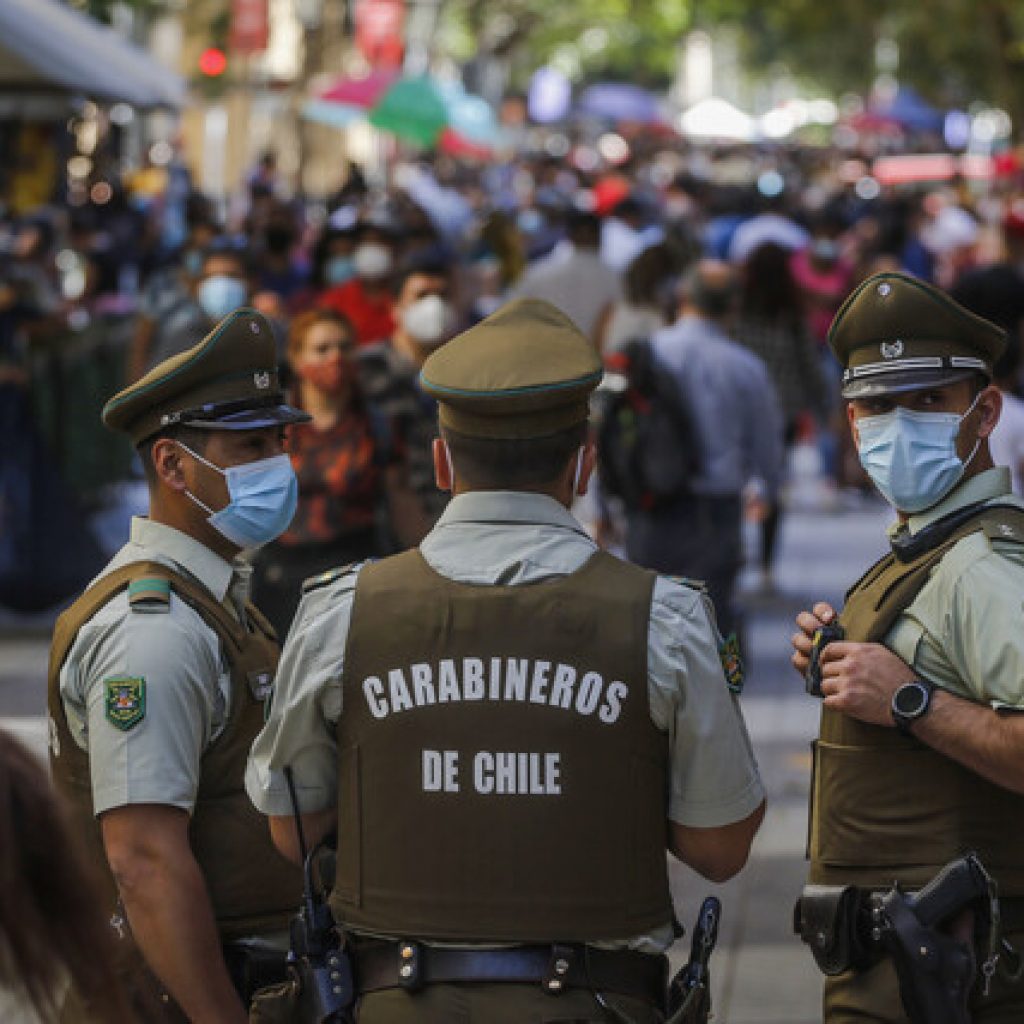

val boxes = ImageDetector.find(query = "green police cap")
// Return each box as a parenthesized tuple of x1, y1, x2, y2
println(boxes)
(829, 271, 1005, 399)
(103, 308, 309, 446)
(420, 298, 602, 439)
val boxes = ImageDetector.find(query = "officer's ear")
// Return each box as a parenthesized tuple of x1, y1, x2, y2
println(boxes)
(150, 437, 189, 492)
(974, 384, 1002, 441)
(845, 402, 860, 447)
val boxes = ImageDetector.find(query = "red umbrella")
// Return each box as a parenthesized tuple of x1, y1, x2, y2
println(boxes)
(320, 69, 399, 109)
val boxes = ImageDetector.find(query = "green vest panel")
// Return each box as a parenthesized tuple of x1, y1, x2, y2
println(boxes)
(332, 548, 672, 942)
(809, 505, 1024, 894)
(48, 561, 302, 942)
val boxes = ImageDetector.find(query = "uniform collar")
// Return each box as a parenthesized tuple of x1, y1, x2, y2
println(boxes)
(129, 517, 238, 602)
(431, 490, 590, 536)
(889, 467, 1013, 539)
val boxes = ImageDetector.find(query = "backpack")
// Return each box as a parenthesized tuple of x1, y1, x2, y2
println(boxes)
(595, 337, 702, 511)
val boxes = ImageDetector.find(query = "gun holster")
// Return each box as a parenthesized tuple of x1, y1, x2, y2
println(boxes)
(879, 889, 975, 1024)
(222, 937, 289, 1003)
(794, 885, 879, 976)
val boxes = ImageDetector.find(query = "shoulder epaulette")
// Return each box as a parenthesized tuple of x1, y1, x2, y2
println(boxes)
(301, 562, 361, 595)
(664, 574, 708, 593)
(127, 576, 171, 613)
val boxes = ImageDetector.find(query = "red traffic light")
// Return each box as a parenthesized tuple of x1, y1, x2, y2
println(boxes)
(199, 48, 228, 77)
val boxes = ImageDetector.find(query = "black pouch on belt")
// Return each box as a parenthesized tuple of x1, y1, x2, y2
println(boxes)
(794, 884, 878, 976)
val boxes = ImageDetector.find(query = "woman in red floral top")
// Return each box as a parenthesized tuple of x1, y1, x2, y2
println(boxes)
(251, 310, 426, 636)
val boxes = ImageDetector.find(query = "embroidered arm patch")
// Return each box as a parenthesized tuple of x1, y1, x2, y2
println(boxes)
(104, 677, 146, 730)
(718, 633, 745, 694)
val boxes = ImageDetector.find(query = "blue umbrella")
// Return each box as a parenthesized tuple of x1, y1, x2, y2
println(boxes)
(577, 83, 663, 124)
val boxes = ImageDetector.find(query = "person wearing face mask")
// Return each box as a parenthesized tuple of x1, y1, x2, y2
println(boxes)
(250, 310, 427, 637)
(319, 220, 399, 346)
(792, 272, 1024, 1023)
(135, 242, 251, 375)
(356, 252, 461, 526)
(48, 309, 307, 1023)
(247, 299, 765, 1023)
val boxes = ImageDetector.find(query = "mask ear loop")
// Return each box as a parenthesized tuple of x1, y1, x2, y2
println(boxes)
(444, 440, 456, 490)
(175, 441, 223, 515)
(572, 446, 585, 495)
(958, 391, 985, 472)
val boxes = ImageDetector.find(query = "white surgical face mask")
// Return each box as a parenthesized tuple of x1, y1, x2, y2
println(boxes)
(353, 243, 393, 280)
(401, 294, 454, 346)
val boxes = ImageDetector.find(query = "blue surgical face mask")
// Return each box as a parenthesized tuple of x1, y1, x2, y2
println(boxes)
(855, 394, 982, 513)
(324, 255, 355, 286)
(178, 443, 298, 548)
(197, 275, 247, 320)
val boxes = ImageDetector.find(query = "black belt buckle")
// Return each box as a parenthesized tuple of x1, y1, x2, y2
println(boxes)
(396, 940, 424, 991)
(543, 943, 576, 995)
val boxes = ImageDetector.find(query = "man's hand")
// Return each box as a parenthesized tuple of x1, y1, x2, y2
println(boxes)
(791, 602, 838, 677)
(817, 641, 916, 727)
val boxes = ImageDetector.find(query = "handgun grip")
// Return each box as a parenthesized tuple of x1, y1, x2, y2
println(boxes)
(909, 855, 987, 927)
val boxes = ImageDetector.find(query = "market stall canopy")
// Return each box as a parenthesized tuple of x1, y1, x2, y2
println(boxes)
(0, 0, 185, 110)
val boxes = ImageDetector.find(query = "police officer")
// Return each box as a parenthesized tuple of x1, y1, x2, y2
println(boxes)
(792, 272, 1024, 1022)
(49, 309, 305, 1022)
(247, 298, 766, 1023)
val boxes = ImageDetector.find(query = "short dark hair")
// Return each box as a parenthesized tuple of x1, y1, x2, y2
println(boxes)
(137, 425, 211, 489)
(441, 423, 586, 490)
(392, 250, 453, 298)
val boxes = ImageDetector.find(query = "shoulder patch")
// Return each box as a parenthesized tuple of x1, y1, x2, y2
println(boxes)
(104, 677, 146, 730)
(718, 633, 745, 694)
(982, 518, 1024, 546)
(301, 562, 361, 595)
(128, 577, 171, 613)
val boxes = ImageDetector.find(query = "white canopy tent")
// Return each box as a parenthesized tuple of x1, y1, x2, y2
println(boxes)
(679, 98, 756, 142)
(0, 0, 185, 112)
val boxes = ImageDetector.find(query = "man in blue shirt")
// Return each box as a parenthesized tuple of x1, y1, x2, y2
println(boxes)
(625, 260, 785, 637)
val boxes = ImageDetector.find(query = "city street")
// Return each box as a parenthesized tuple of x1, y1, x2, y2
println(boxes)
(0, 448, 892, 1022)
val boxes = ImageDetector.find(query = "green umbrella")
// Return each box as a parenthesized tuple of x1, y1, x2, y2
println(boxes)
(368, 76, 449, 146)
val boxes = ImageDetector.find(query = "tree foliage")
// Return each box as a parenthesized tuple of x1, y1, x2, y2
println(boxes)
(446, 0, 1024, 127)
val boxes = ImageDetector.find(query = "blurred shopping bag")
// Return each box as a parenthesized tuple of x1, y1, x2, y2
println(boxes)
(0, 383, 104, 612)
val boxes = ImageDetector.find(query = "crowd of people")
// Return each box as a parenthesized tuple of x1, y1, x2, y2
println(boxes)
(3, 140, 1024, 632)
(4, 128, 1024, 1024)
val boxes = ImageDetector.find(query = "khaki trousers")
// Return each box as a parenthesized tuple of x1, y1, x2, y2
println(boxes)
(823, 928, 1024, 1024)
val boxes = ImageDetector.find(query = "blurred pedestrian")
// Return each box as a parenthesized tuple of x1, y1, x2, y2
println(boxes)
(251, 309, 427, 638)
(626, 260, 784, 637)
(318, 215, 399, 346)
(598, 242, 675, 353)
(736, 242, 829, 585)
(357, 251, 460, 527)
(0, 730, 133, 1023)
(511, 209, 621, 344)
(130, 240, 252, 374)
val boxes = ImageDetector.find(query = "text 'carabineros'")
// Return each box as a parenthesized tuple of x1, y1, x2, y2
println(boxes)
(361, 657, 629, 724)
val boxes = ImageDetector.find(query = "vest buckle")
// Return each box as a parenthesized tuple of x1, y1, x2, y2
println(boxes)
(396, 940, 423, 991)
(543, 944, 576, 995)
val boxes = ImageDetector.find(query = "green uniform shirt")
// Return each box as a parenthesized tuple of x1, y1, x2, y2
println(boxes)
(885, 467, 1024, 711)
(56, 517, 253, 814)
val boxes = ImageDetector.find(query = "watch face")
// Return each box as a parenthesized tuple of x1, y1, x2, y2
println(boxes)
(894, 682, 928, 717)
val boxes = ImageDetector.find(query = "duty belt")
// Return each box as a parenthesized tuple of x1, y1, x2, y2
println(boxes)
(353, 940, 668, 1007)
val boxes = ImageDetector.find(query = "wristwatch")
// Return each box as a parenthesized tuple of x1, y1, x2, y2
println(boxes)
(891, 679, 936, 733)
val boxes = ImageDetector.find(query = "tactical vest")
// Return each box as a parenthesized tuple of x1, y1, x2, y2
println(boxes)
(809, 504, 1024, 894)
(48, 560, 303, 943)
(330, 548, 672, 942)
